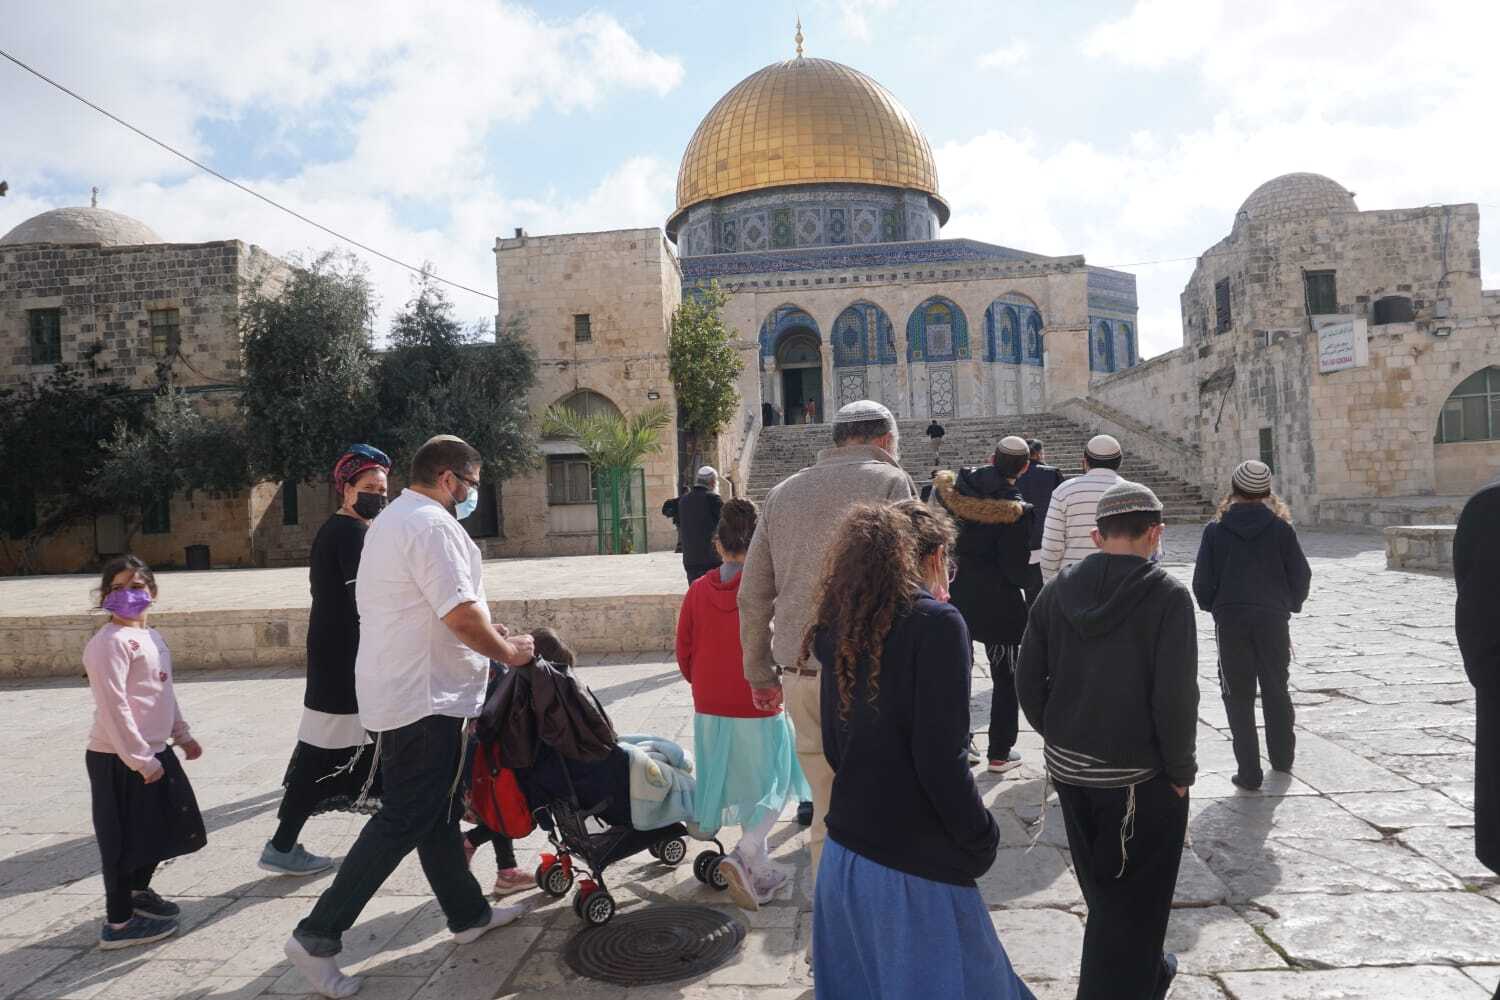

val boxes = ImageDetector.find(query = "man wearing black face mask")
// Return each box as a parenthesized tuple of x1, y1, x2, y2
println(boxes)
(263, 444, 392, 877)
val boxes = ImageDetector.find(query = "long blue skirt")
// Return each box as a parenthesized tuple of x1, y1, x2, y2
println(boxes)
(813, 839, 1035, 1000)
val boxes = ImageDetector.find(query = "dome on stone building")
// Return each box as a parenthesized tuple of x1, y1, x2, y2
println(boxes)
(0, 206, 163, 247)
(1235, 173, 1357, 229)
(669, 53, 948, 237)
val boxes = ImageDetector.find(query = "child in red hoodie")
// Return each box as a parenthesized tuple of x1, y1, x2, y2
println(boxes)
(677, 499, 810, 911)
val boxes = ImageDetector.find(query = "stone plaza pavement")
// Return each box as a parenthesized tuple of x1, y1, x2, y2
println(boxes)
(0, 528, 1495, 999)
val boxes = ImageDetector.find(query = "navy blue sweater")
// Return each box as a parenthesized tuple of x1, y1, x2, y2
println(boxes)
(1192, 503, 1312, 619)
(817, 592, 999, 886)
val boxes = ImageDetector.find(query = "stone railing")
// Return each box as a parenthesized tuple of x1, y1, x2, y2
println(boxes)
(1050, 395, 1203, 487)
(1384, 525, 1455, 574)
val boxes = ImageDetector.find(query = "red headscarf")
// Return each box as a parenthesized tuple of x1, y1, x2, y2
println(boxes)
(332, 444, 391, 496)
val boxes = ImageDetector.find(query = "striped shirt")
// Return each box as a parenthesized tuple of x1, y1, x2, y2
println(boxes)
(1039, 468, 1120, 581)
(1044, 743, 1158, 788)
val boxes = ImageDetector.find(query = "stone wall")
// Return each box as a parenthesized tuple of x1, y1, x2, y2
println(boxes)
(1384, 525, 1455, 574)
(493, 228, 681, 556)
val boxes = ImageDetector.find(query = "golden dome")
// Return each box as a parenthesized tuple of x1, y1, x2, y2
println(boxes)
(671, 56, 948, 230)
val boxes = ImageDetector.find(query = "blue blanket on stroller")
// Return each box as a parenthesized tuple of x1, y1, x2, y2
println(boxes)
(618, 735, 698, 833)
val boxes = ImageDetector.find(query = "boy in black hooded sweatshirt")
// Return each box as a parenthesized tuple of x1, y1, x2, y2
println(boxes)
(1191, 460, 1312, 791)
(1018, 479, 1197, 1000)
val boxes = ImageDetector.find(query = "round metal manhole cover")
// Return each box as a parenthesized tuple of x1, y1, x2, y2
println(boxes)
(564, 904, 746, 986)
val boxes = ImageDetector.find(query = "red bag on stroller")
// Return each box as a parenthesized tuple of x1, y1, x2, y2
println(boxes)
(469, 742, 534, 839)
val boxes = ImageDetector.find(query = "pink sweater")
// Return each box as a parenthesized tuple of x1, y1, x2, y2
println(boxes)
(83, 623, 191, 778)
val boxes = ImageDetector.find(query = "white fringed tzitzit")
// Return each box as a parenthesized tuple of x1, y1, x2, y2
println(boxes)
(1115, 782, 1139, 879)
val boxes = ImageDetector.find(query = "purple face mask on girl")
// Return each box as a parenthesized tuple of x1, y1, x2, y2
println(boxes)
(102, 588, 153, 619)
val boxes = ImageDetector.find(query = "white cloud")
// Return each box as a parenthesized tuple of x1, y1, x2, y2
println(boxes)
(978, 40, 1031, 72)
(0, 1, 683, 333)
(832, 0, 897, 42)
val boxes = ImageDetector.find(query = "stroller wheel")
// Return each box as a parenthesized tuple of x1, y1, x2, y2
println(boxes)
(693, 849, 719, 885)
(536, 861, 574, 898)
(657, 837, 688, 866)
(572, 890, 586, 919)
(581, 888, 616, 926)
(705, 855, 730, 891)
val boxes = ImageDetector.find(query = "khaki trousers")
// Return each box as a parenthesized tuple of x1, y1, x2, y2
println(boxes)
(785, 671, 834, 887)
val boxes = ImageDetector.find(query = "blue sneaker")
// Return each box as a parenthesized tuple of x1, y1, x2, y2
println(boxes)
(259, 842, 335, 877)
(99, 914, 177, 950)
(132, 888, 180, 919)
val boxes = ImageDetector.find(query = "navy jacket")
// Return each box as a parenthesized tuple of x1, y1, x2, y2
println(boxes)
(1016, 463, 1065, 551)
(817, 593, 999, 886)
(676, 487, 723, 567)
(1191, 504, 1312, 620)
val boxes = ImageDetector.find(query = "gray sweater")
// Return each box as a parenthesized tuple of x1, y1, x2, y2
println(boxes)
(738, 444, 917, 687)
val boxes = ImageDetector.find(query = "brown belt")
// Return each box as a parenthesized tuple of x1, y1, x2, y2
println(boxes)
(782, 665, 820, 677)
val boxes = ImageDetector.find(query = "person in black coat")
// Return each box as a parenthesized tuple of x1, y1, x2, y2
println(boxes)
(931, 435, 1034, 773)
(677, 467, 724, 582)
(1456, 478, 1500, 878)
(1192, 460, 1312, 791)
(1016, 439, 1065, 605)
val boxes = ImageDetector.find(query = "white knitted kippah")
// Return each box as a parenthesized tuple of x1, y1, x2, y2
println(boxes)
(1232, 460, 1273, 496)
(996, 435, 1030, 457)
(833, 399, 895, 425)
(695, 465, 718, 482)
(1085, 434, 1122, 460)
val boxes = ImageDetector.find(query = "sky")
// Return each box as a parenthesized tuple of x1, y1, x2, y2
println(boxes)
(4, 0, 1500, 360)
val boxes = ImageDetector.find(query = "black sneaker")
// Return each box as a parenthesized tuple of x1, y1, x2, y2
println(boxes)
(796, 800, 814, 827)
(1152, 952, 1178, 1000)
(132, 888, 180, 919)
(99, 914, 178, 950)
(1230, 773, 1263, 792)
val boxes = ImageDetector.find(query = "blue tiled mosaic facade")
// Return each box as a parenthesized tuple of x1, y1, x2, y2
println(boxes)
(758, 304, 820, 358)
(984, 295, 1045, 368)
(1086, 266, 1139, 373)
(906, 297, 970, 363)
(672, 184, 942, 259)
(831, 301, 898, 368)
(681, 236, 1041, 283)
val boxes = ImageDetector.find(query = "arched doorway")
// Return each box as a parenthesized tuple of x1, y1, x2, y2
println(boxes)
(776, 329, 824, 424)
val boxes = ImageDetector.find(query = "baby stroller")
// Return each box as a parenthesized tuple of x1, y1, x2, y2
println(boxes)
(521, 743, 732, 926)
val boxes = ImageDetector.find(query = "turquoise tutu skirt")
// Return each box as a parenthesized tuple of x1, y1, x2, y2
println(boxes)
(692, 712, 812, 835)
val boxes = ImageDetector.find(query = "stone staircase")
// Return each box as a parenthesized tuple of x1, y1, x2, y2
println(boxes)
(745, 413, 1216, 521)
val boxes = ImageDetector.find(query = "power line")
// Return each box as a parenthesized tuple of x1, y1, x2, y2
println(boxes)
(0, 47, 497, 302)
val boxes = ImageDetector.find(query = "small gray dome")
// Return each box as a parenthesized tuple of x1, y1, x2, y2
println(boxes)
(0, 206, 162, 247)
(1235, 173, 1357, 230)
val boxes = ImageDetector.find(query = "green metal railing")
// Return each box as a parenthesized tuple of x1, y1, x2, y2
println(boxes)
(594, 466, 647, 555)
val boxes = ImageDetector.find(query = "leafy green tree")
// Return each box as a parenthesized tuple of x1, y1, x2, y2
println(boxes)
(0, 348, 148, 572)
(375, 273, 538, 481)
(668, 281, 742, 479)
(541, 402, 671, 554)
(239, 251, 378, 485)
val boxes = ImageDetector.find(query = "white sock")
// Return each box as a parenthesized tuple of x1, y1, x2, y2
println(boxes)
(284, 937, 361, 999)
(452, 902, 526, 944)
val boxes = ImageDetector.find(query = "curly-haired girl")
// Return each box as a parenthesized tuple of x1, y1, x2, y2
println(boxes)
(803, 502, 1033, 1000)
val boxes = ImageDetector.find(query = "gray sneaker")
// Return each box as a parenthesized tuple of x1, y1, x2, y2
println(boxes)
(259, 841, 335, 877)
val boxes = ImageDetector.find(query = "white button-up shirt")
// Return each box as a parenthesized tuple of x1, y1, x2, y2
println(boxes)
(355, 488, 489, 732)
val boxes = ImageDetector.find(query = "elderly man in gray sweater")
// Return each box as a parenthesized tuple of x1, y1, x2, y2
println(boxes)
(739, 399, 917, 906)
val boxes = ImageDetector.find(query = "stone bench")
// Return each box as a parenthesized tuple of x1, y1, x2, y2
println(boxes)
(1384, 524, 1456, 573)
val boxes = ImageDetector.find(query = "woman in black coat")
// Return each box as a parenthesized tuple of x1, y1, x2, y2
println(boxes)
(1456, 479, 1500, 876)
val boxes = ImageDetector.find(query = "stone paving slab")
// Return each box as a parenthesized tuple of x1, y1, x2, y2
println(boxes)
(0, 529, 1496, 998)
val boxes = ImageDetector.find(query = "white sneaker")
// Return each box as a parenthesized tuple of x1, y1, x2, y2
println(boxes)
(717, 852, 759, 912)
(750, 865, 788, 904)
(988, 751, 1023, 774)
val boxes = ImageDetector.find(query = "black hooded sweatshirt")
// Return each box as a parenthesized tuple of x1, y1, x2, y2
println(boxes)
(1191, 503, 1311, 620)
(1017, 553, 1199, 787)
(932, 466, 1033, 644)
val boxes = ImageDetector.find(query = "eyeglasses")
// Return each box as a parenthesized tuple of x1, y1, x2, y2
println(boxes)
(450, 470, 480, 491)
(946, 556, 959, 584)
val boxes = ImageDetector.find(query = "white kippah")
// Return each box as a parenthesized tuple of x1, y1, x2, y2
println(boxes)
(696, 465, 717, 479)
(997, 435, 1030, 457)
(833, 399, 895, 425)
(1085, 434, 1122, 460)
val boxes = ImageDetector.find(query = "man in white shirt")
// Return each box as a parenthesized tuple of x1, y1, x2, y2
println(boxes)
(1040, 434, 1125, 582)
(286, 436, 535, 999)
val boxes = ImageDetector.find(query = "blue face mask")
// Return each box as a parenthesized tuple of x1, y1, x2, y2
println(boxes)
(449, 474, 480, 521)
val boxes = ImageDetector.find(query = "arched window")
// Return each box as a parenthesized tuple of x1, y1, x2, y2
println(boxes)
(552, 390, 620, 426)
(908, 297, 968, 362)
(1026, 312, 1044, 364)
(1437, 367, 1500, 443)
(546, 390, 622, 506)
(1091, 320, 1115, 372)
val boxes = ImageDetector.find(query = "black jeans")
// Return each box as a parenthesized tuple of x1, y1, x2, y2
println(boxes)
(104, 862, 157, 925)
(465, 824, 517, 870)
(984, 643, 1020, 760)
(1022, 562, 1043, 608)
(1216, 614, 1295, 781)
(684, 560, 719, 584)
(1056, 776, 1187, 1000)
(294, 715, 490, 956)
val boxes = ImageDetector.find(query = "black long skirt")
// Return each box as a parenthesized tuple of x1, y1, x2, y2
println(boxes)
(278, 741, 382, 821)
(86, 749, 206, 872)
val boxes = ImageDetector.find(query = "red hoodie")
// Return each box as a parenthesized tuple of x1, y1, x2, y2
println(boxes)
(675, 567, 778, 719)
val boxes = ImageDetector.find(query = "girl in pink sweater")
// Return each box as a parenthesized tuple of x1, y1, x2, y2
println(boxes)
(83, 556, 206, 950)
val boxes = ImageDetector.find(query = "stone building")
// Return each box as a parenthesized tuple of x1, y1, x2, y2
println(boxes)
(497, 40, 1143, 553)
(1081, 172, 1500, 527)
(0, 204, 294, 573)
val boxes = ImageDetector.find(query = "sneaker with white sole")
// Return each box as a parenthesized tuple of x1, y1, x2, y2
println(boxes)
(259, 841, 335, 877)
(491, 868, 533, 897)
(99, 914, 177, 950)
(749, 865, 789, 905)
(987, 750, 1023, 774)
(131, 888, 180, 919)
(717, 852, 759, 912)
